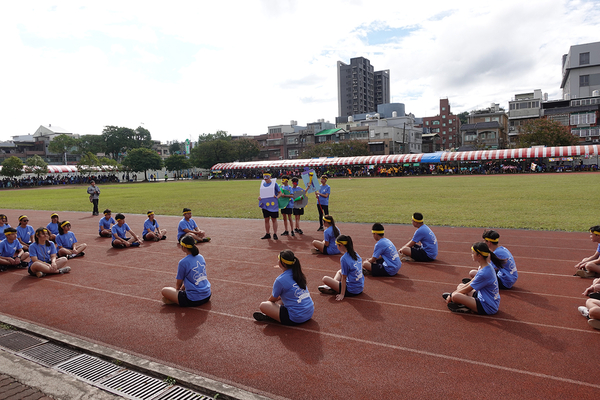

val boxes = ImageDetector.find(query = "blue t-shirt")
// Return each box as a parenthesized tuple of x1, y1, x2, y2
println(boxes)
(176, 254, 211, 301)
(99, 216, 116, 233)
(324, 226, 341, 255)
(178, 218, 198, 240)
(0, 238, 22, 257)
(29, 242, 57, 265)
(340, 252, 364, 294)
(272, 269, 314, 323)
(470, 264, 500, 315)
(0, 224, 11, 241)
(143, 218, 160, 236)
(17, 225, 35, 244)
(493, 246, 518, 289)
(318, 184, 330, 206)
(412, 224, 438, 259)
(46, 222, 59, 235)
(56, 232, 77, 250)
(373, 237, 401, 275)
(111, 223, 131, 242)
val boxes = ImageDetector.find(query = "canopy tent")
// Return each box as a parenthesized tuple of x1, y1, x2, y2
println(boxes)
(0, 165, 119, 174)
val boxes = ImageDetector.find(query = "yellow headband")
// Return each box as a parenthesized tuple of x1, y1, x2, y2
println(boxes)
(412, 216, 423, 223)
(180, 240, 194, 248)
(19, 215, 28, 221)
(484, 237, 499, 243)
(321, 176, 328, 180)
(322, 216, 332, 223)
(182, 211, 191, 215)
(263, 173, 271, 177)
(282, 179, 288, 183)
(278, 254, 294, 265)
(336, 240, 348, 245)
(104, 212, 111, 215)
(372, 230, 384, 234)
(42, 228, 48, 233)
(51, 213, 59, 218)
(591, 230, 600, 235)
(116, 218, 124, 221)
(147, 212, 154, 216)
(472, 246, 490, 257)
(60, 221, 70, 228)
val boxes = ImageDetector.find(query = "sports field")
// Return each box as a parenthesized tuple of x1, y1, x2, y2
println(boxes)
(2, 172, 598, 231)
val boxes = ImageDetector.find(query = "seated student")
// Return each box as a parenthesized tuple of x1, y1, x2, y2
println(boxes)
(99, 209, 116, 237)
(177, 208, 210, 243)
(318, 234, 364, 301)
(362, 223, 401, 277)
(0, 227, 30, 271)
(56, 221, 87, 259)
(253, 250, 314, 325)
(161, 235, 211, 307)
(464, 230, 518, 289)
(578, 299, 600, 330)
(28, 227, 71, 278)
(443, 242, 502, 314)
(400, 212, 438, 262)
(0, 214, 11, 241)
(574, 225, 600, 278)
(46, 213, 60, 242)
(142, 211, 167, 242)
(111, 213, 142, 248)
(583, 278, 600, 300)
(311, 215, 341, 255)
(16, 215, 35, 252)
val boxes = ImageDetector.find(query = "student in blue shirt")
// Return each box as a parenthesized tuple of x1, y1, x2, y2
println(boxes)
(319, 234, 364, 301)
(0, 227, 29, 270)
(161, 235, 211, 307)
(28, 227, 71, 278)
(46, 213, 60, 242)
(99, 209, 116, 238)
(400, 212, 438, 262)
(142, 211, 167, 242)
(464, 230, 517, 289)
(16, 215, 35, 252)
(253, 250, 314, 325)
(311, 215, 341, 255)
(177, 208, 210, 242)
(56, 221, 87, 259)
(362, 223, 401, 277)
(0, 214, 10, 241)
(574, 225, 600, 278)
(279, 176, 296, 237)
(316, 175, 330, 231)
(111, 214, 142, 248)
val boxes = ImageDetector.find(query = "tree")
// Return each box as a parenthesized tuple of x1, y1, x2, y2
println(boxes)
(132, 126, 154, 149)
(518, 118, 579, 148)
(189, 130, 234, 169)
(300, 141, 370, 158)
(458, 111, 469, 125)
(169, 141, 183, 155)
(77, 152, 100, 175)
(232, 137, 260, 161)
(101, 125, 154, 161)
(26, 155, 48, 177)
(48, 134, 76, 164)
(164, 154, 190, 172)
(1, 156, 24, 178)
(122, 148, 163, 181)
(76, 134, 106, 155)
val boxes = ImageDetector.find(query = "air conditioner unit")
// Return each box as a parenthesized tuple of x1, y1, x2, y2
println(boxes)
(593, 139, 599, 143)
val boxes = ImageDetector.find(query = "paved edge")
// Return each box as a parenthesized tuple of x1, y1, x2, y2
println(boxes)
(0, 313, 273, 400)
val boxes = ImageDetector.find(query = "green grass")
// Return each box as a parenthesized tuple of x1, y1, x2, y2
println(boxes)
(2, 173, 598, 231)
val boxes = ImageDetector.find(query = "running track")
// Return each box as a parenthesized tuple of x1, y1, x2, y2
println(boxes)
(0, 209, 598, 399)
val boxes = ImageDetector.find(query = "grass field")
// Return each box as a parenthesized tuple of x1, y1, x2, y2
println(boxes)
(1, 173, 599, 231)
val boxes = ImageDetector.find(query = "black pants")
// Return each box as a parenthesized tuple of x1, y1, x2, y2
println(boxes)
(92, 199, 99, 215)
(317, 204, 329, 228)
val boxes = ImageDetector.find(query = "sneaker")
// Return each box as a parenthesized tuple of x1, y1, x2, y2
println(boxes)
(589, 292, 600, 300)
(442, 292, 452, 300)
(0, 266, 7, 272)
(318, 285, 337, 295)
(294, 228, 299, 233)
(400, 255, 414, 262)
(202, 237, 211, 242)
(317, 227, 324, 232)
(462, 278, 472, 284)
(161, 235, 167, 240)
(78, 251, 85, 257)
(58, 267, 71, 274)
(575, 269, 596, 278)
(253, 312, 275, 322)
(281, 231, 289, 236)
(291, 230, 295, 237)
(273, 234, 278, 240)
(311, 248, 321, 254)
(578, 306, 590, 318)
(362, 268, 371, 276)
(588, 319, 600, 329)
(66, 254, 76, 260)
(260, 233, 271, 240)
(130, 242, 140, 247)
(447, 302, 470, 313)
(297, 229, 303, 235)
(18, 261, 28, 269)
(35, 271, 46, 278)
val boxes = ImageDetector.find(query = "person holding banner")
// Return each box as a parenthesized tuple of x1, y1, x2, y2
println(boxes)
(258, 172, 281, 240)
(315, 175, 330, 231)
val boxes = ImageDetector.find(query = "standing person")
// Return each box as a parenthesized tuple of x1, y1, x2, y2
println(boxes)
(16, 215, 35, 252)
(464, 230, 518, 289)
(46, 213, 60, 242)
(0, 214, 10, 241)
(400, 212, 438, 262)
(316, 175, 330, 231)
(143, 211, 167, 242)
(258, 173, 280, 240)
(0, 227, 30, 271)
(318, 234, 364, 301)
(362, 223, 401, 277)
(99, 209, 116, 237)
(279, 175, 295, 237)
(161, 235, 211, 306)
(56, 221, 87, 259)
(28, 228, 71, 278)
(253, 250, 314, 325)
(574, 225, 600, 278)
(443, 242, 502, 314)
(311, 215, 341, 255)
(291, 177, 305, 235)
(111, 213, 142, 248)
(177, 208, 209, 242)
(87, 180, 101, 216)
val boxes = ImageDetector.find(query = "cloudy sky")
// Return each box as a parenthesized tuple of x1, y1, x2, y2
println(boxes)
(1, 0, 599, 143)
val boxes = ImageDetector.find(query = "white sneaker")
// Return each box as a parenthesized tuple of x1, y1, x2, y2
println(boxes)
(578, 306, 589, 318)
(58, 267, 71, 274)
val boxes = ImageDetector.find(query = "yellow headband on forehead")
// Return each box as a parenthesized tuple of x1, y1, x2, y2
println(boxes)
(336, 240, 348, 245)
(116, 217, 124, 221)
(60, 221, 70, 228)
(412, 216, 423, 223)
(282, 178, 288, 183)
(51, 213, 59, 218)
(19, 215, 28, 221)
(278, 254, 294, 265)
(322, 216, 332, 223)
(147, 212, 154, 216)
(321, 176, 328, 180)
(472, 246, 490, 257)
(263, 173, 271, 177)
(372, 230, 384, 234)
(484, 237, 499, 243)
(591, 230, 600, 235)
(180, 240, 194, 248)
(182, 210, 191, 215)
(42, 228, 48, 233)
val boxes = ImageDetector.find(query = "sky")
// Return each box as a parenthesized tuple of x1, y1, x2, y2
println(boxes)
(1, 0, 600, 143)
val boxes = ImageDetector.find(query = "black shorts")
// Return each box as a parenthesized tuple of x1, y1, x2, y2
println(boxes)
(142, 233, 155, 241)
(472, 291, 488, 315)
(371, 261, 393, 277)
(178, 291, 211, 307)
(111, 237, 130, 248)
(411, 245, 435, 262)
(279, 305, 305, 326)
(338, 281, 362, 297)
(262, 209, 279, 219)
(281, 208, 293, 215)
(293, 208, 304, 216)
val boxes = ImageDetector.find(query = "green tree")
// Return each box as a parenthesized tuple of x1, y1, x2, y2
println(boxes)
(232, 137, 260, 161)
(518, 118, 579, 147)
(458, 111, 469, 125)
(76, 134, 106, 155)
(300, 141, 370, 158)
(169, 141, 182, 155)
(133, 126, 154, 149)
(164, 154, 190, 173)
(122, 148, 163, 181)
(99, 157, 119, 167)
(48, 134, 76, 164)
(1, 156, 24, 178)
(101, 125, 153, 161)
(25, 155, 48, 177)
(189, 130, 234, 169)
(77, 152, 100, 175)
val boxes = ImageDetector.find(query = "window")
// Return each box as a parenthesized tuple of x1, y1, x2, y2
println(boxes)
(318, 136, 327, 142)
(485, 117, 490, 122)
(425, 121, 429, 125)
(442, 123, 446, 127)
(442, 131, 446, 135)
(449, 128, 453, 132)
(442, 107, 446, 111)
(580, 75, 590, 87)
(571, 112, 597, 125)
(448, 135, 452, 140)
(442, 115, 446, 119)
(433, 120, 440, 125)
(287, 137, 297, 144)
(288, 149, 298, 157)
(492, 117, 499, 122)
(488, 132, 496, 139)
(580, 52, 590, 65)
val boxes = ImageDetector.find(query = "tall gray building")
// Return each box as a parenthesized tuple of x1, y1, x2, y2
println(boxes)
(337, 57, 390, 117)
(561, 41, 600, 100)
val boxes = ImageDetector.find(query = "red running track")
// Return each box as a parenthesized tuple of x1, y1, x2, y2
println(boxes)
(0, 209, 598, 399)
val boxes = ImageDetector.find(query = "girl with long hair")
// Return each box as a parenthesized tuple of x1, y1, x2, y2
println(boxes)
(318, 234, 364, 301)
(56, 221, 87, 259)
(311, 215, 341, 255)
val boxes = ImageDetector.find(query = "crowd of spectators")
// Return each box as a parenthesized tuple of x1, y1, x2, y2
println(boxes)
(1, 174, 120, 189)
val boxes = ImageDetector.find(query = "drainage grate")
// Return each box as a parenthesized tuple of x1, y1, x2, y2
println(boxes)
(19, 342, 81, 367)
(56, 354, 123, 382)
(0, 331, 47, 351)
(98, 369, 168, 399)
(154, 386, 213, 400)
(0, 328, 15, 337)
